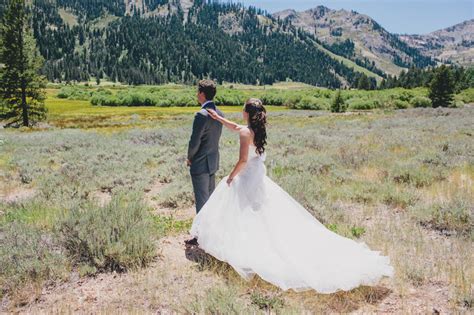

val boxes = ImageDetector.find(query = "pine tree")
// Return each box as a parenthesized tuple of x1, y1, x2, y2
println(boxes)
(0, 0, 46, 127)
(331, 89, 346, 113)
(429, 65, 455, 108)
(356, 74, 371, 90)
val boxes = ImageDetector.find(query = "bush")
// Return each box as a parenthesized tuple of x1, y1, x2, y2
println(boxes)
(453, 101, 465, 108)
(0, 223, 69, 299)
(57, 86, 93, 100)
(456, 88, 474, 104)
(394, 100, 410, 109)
(295, 96, 325, 110)
(417, 199, 472, 237)
(391, 164, 445, 188)
(59, 193, 157, 273)
(410, 96, 432, 108)
(186, 287, 255, 314)
(398, 90, 414, 102)
(260, 93, 284, 106)
(91, 93, 119, 106)
(349, 99, 376, 110)
(250, 291, 284, 310)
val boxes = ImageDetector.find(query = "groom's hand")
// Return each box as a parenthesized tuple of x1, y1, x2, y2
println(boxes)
(186, 159, 192, 167)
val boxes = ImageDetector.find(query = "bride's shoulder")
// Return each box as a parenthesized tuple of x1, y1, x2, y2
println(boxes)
(238, 126, 252, 136)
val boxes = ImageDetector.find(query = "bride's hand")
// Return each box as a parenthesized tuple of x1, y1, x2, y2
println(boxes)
(226, 176, 233, 186)
(206, 108, 220, 120)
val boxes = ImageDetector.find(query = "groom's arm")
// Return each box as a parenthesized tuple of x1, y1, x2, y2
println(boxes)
(187, 112, 207, 163)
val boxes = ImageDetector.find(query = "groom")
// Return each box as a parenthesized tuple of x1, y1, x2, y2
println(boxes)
(187, 80, 223, 226)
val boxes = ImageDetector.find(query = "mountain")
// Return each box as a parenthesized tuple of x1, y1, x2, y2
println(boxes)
(7, 0, 388, 88)
(273, 6, 436, 76)
(399, 20, 474, 67)
(0, 0, 388, 88)
(2, 0, 457, 87)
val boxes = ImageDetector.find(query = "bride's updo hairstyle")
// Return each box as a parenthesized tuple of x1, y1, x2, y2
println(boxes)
(245, 98, 267, 155)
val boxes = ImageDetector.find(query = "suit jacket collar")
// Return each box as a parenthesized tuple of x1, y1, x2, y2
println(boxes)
(201, 100, 216, 109)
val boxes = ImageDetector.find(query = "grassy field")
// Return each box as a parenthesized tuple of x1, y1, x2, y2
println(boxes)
(0, 86, 473, 313)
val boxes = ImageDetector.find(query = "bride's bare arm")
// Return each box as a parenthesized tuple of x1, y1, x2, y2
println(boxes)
(206, 109, 244, 132)
(227, 128, 251, 185)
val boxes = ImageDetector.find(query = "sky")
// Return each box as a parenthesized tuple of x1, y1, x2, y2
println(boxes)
(237, 0, 473, 34)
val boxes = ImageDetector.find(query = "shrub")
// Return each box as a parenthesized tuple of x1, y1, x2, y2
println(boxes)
(453, 100, 465, 108)
(348, 99, 375, 110)
(350, 226, 366, 238)
(295, 96, 325, 110)
(186, 287, 254, 314)
(398, 90, 414, 102)
(391, 164, 445, 188)
(59, 193, 157, 273)
(394, 99, 410, 109)
(456, 88, 474, 104)
(91, 93, 120, 106)
(410, 96, 432, 108)
(260, 93, 285, 106)
(416, 199, 472, 237)
(285, 95, 303, 108)
(57, 86, 93, 100)
(380, 184, 418, 209)
(250, 291, 284, 310)
(0, 223, 69, 299)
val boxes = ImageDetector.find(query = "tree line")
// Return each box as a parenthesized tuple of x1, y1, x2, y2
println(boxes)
(24, 0, 362, 88)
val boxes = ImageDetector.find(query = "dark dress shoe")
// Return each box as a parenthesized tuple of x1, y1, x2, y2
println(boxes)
(185, 237, 199, 246)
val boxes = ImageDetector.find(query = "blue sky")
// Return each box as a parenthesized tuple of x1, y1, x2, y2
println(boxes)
(237, 0, 473, 34)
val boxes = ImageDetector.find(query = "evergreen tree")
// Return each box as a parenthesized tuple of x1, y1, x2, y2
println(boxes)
(331, 89, 346, 113)
(429, 65, 455, 108)
(0, 0, 46, 127)
(356, 74, 371, 90)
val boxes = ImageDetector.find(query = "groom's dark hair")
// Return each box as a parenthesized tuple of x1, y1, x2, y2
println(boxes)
(198, 80, 217, 100)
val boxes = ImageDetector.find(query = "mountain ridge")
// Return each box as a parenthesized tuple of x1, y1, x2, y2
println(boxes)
(399, 19, 474, 66)
(272, 5, 439, 75)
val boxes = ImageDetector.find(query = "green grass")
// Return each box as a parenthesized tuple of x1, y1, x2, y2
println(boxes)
(313, 41, 383, 81)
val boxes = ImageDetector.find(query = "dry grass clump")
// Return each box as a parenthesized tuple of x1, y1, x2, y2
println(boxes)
(0, 222, 69, 305)
(59, 193, 158, 273)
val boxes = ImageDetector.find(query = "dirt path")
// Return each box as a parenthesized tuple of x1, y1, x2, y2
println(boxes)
(18, 234, 225, 314)
(0, 186, 36, 204)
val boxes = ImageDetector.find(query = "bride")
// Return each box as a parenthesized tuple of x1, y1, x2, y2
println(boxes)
(189, 98, 393, 293)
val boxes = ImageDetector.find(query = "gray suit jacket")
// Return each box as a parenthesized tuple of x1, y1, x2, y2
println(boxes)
(188, 102, 223, 175)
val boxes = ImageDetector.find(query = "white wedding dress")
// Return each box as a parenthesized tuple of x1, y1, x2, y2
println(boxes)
(190, 145, 393, 293)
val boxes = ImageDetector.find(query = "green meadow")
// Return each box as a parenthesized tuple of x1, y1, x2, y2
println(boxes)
(0, 83, 473, 313)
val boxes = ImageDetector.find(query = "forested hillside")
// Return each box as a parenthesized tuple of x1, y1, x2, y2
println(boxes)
(1, 0, 379, 87)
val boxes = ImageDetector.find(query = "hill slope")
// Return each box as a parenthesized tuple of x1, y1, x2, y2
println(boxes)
(273, 6, 436, 76)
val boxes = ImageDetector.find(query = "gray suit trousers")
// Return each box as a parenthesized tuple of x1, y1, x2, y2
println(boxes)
(191, 173, 216, 213)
